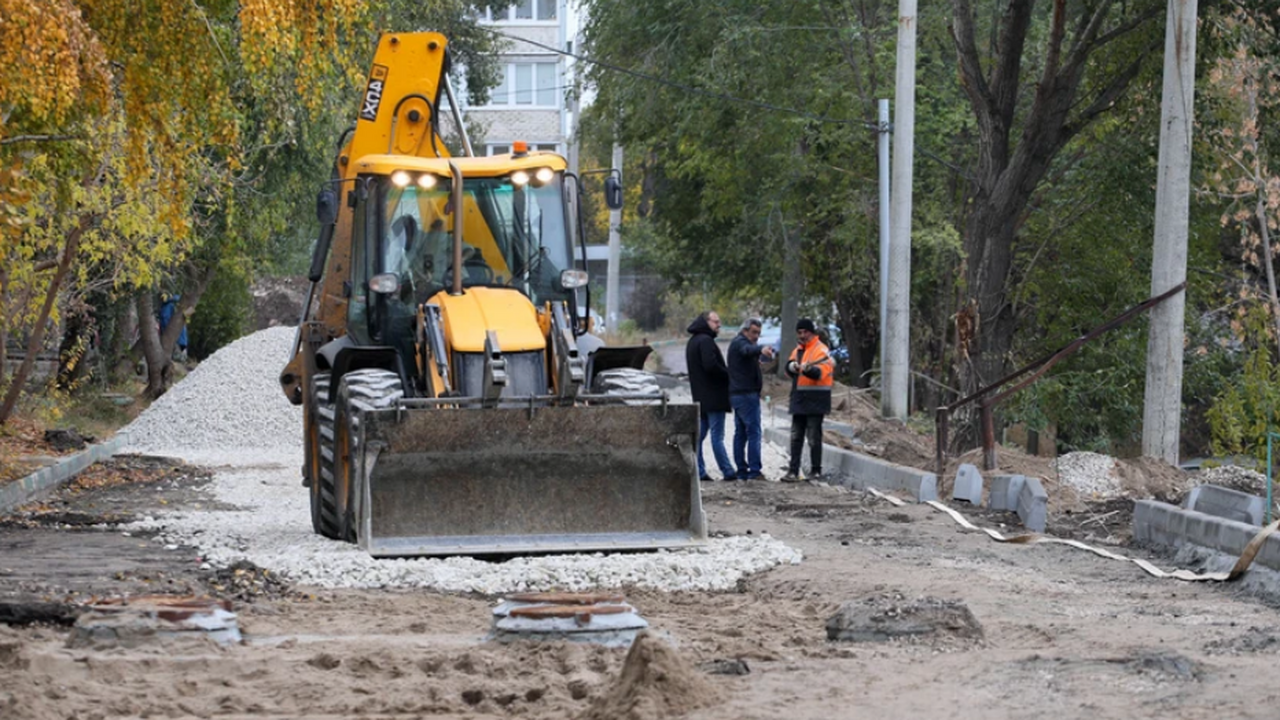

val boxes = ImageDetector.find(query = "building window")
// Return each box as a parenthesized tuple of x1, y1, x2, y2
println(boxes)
(483, 0, 556, 22)
(482, 62, 560, 107)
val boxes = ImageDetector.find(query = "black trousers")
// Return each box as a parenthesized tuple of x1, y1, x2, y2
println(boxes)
(789, 413, 824, 474)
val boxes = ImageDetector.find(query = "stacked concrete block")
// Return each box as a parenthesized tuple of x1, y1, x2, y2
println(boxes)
(1182, 484, 1266, 526)
(952, 464, 983, 505)
(1134, 499, 1280, 571)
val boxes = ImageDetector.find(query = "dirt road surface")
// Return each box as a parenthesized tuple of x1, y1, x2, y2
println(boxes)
(2, 456, 1279, 719)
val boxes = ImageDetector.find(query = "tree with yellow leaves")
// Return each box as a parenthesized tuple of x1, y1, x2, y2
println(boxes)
(0, 1, 508, 419)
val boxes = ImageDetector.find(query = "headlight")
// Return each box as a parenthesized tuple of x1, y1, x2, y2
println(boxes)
(391, 171, 411, 187)
(417, 174, 438, 189)
(511, 170, 531, 186)
(534, 167, 555, 184)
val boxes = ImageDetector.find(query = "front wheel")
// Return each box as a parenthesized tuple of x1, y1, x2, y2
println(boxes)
(311, 372, 343, 539)
(332, 369, 405, 543)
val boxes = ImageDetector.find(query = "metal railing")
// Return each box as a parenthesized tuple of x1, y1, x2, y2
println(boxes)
(935, 282, 1187, 474)
(1266, 431, 1280, 524)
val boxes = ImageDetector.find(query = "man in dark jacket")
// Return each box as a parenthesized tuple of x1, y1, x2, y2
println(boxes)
(782, 318, 834, 483)
(727, 318, 775, 480)
(686, 311, 735, 482)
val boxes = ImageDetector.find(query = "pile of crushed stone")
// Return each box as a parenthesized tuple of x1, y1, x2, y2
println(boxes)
(1055, 452, 1122, 499)
(1193, 465, 1270, 497)
(118, 328, 802, 593)
(122, 326, 302, 454)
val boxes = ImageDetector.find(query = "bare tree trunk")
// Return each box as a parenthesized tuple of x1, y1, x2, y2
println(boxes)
(140, 259, 220, 399)
(0, 219, 86, 424)
(112, 296, 140, 383)
(0, 265, 8, 389)
(138, 291, 171, 399)
(1257, 198, 1280, 358)
(960, 203, 1022, 390)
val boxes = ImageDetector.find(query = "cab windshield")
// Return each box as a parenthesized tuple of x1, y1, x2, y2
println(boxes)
(377, 175, 574, 306)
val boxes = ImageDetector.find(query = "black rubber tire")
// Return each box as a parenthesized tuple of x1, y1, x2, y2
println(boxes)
(332, 369, 405, 543)
(312, 372, 343, 539)
(591, 367, 662, 405)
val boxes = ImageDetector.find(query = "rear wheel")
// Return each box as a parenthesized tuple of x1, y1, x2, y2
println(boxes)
(333, 369, 405, 543)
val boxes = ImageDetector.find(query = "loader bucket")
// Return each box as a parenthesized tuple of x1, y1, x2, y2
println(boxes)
(353, 403, 706, 557)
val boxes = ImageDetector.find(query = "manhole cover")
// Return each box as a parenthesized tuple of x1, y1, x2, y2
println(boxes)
(490, 591, 646, 646)
(71, 595, 241, 647)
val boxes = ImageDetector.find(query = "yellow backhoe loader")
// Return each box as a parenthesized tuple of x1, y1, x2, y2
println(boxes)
(279, 32, 706, 557)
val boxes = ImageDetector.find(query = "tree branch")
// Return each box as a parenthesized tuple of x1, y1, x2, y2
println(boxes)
(0, 134, 82, 146)
(950, 0, 994, 119)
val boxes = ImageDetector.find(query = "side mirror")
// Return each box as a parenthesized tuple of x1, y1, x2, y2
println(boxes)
(368, 273, 401, 295)
(560, 269, 589, 289)
(604, 175, 623, 211)
(316, 189, 338, 225)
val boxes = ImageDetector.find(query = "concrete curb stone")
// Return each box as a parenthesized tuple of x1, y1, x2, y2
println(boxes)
(1132, 498, 1280, 571)
(953, 464, 983, 505)
(764, 425, 937, 502)
(988, 475, 1025, 512)
(1016, 476, 1048, 533)
(1182, 484, 1266, 527)
(0, 433, 129, 514)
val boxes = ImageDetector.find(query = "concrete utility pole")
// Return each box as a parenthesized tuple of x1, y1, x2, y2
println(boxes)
(606, 143, 623, 332)
(1143, 0, 1198, 465)
(780, 224, 802, 375)
(884, 0, 917, 420)
(878, 99, 891, 386)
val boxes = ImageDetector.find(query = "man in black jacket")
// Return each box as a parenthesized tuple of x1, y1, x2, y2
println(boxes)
(686, 311, 735, 482)
(727, 318, 775, 480)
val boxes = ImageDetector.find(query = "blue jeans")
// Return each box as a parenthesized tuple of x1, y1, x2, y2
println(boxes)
(731, 393, 762, 477)
(698, 411, 735, 479)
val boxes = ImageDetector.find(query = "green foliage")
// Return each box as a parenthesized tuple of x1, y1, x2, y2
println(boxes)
(187, 265, 253, 361)
(1206, 349, 1280, 464)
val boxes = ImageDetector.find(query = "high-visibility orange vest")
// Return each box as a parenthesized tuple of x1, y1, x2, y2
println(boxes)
(789, 338, 833, 388)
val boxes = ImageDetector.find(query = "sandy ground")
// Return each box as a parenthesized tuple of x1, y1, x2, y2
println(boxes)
(3, 456, 1280, 719)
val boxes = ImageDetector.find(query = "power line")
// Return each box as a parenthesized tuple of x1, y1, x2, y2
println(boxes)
(486, 29, 879, 129)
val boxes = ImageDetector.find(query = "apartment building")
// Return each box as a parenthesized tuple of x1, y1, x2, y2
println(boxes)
(466, 0, 579, 161)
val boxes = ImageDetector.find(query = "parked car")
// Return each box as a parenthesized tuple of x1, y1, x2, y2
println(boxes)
(762, 321, 848, 379)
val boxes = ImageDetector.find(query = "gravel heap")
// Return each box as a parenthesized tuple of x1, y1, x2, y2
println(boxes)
(122, 326, 303, 456)
(120, 328, 802, 593)
(1195, 465, 1269, 496)
(1056, 451, 1122, 498)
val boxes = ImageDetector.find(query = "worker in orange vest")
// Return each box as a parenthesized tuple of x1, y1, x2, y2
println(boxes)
(781, 318, 834, 483)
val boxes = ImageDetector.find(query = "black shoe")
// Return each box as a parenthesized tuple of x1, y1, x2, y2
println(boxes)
(699, 475, 714, 483)
(743, 473, 766, 481)
(780, 472, 801, 483)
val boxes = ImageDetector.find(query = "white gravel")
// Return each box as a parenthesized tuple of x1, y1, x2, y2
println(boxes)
(119, 328, 802, 593)
(121, 326, 303, 455)
(1055, 451, 1122, 498)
